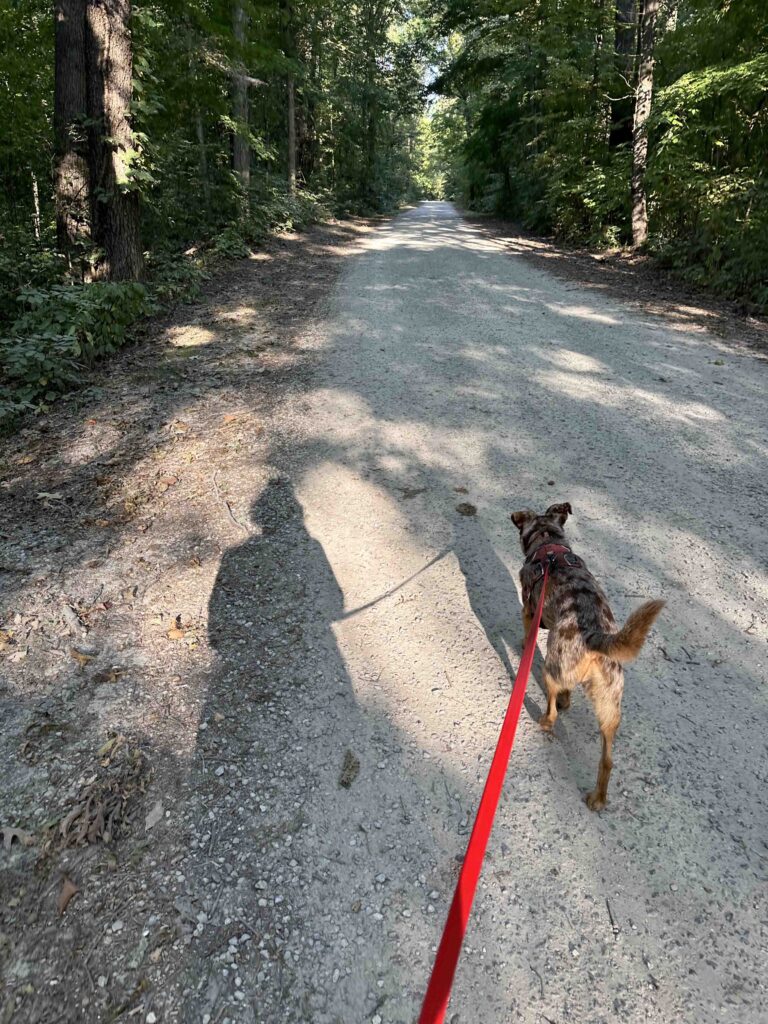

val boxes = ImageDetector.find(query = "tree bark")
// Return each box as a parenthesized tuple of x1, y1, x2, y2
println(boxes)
(31, 170, 41, 241)
(287, 73, 297, 193)
(54, 0, 90, 264)
(609, 0, 639, 149)
(631, 0, 659, 246)
(85, 0, 142, 280)
(232, 2, 250, 201)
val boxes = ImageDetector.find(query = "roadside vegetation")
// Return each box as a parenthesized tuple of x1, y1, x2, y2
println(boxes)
(2, 1, 766, 430)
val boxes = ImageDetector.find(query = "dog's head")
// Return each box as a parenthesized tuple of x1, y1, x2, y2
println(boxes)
(511, 502, 572, 554)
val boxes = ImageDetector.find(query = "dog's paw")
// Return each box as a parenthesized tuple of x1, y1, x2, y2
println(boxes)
(539, 715, 555, 733)
(585, 791, 606, 812)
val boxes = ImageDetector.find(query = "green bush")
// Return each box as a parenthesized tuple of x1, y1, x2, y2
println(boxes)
(0, 281, 151, 428)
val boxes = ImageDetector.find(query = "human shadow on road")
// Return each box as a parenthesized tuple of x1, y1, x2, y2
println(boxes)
(198, 476, 369, 1020)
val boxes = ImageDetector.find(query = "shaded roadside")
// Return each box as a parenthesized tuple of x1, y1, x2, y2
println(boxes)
(464, 213, 768, 356)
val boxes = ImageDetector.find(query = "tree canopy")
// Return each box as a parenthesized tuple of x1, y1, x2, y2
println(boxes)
(1, 0, 766, 427)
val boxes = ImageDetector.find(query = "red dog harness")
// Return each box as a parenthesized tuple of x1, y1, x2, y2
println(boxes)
(522, 542, 584, 608)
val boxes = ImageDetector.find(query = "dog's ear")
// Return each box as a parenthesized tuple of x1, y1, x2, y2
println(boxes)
(546, 502, 572, 525)
(511, 509, 536, 532)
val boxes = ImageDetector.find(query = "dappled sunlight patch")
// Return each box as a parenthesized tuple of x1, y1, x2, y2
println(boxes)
(541, 369, 725, 425)
(297, 461, 522, 758)
(538, 347, 610, 374)
(166, 323, 218, 348)
(544, 301, 621, 326)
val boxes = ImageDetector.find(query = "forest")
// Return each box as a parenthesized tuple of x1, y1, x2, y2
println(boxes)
(1, 0, 766, 428)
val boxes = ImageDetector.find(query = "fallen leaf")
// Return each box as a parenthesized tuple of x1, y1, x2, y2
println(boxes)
(145, 801, 163, 831)
(97, 734, 124, 759)
(159, 476, 178, 487)
(222, 414, 239, 425)
(36, 491, 64, 501)
(0, 826, 35, 852)
(17, 454, 36, 465)
(339, 750, 360, 789)
(167, 627, 185, 640)
(93, 667, 125, 685)
(70, 648, 94, 668)
(57, 876, 79, 915)
(455, 502, 477, 517)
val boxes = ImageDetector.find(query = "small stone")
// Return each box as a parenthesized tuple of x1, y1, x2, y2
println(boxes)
(146, 1014, 157, 1024)
(215, 766, 225, 777)
(97, 976, 107, 988)
(402, 909, 411, 918)
(111, 920, 124, 933)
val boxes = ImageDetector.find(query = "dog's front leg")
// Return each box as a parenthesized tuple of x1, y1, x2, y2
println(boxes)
(539, 668, 560, 732)
(521, 605, 533, 645)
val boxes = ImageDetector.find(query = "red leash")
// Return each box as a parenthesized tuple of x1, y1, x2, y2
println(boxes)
(418, 568, 549, 1024)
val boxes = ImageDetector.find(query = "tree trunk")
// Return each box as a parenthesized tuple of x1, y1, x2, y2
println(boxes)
(287, 73, 296, 193)
(631, 0, 659, 246)
(54, 0, 90, 265)
(232, 2, 250, 202)
(85, 0, 142, 281)
(609, 0, 639, 149)
(31, 170, 41, 241)
(195, 111, 210, 212)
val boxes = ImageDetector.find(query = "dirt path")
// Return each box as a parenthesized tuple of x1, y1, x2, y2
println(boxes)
(2, 203, 767, 1024)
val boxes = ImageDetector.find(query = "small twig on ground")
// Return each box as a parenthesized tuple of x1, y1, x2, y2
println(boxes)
(530, 963, 545, 999)
(745, 614, 758, 634)
(399, 794, 411, 824)
(606, 897, 620, 936)
(212, 470, 248, 534)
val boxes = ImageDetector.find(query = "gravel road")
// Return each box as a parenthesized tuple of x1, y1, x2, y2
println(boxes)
(2, 202, 766, 1024)
(262, 201, 768, 1023)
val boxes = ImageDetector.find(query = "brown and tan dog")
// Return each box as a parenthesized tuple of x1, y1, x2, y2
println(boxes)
(511, 502, 664, 810)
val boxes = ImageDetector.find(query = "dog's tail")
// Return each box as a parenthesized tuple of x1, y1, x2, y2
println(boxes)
(585, 599, 665, 663)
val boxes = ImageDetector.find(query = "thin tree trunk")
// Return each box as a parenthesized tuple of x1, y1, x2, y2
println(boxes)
(85, 0, 142, 281)
(609, 0, 639, 149)
(54, 0, 90, 267)
(31, 170, 41, 241)
(631, 0, 659, 246)
(287, 74, 296, 193)
(232, 2, 250, 203)
(196, 111, 210, 212)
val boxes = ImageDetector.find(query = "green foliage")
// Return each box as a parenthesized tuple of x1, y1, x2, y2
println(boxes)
(0, 282, 151, 427)
(433, 0, 768, 306)
(0, 0, 431, 429)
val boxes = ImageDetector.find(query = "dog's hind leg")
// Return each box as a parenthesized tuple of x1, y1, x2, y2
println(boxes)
(585, 679, 622, 811)
(556, 690, 571, 711)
